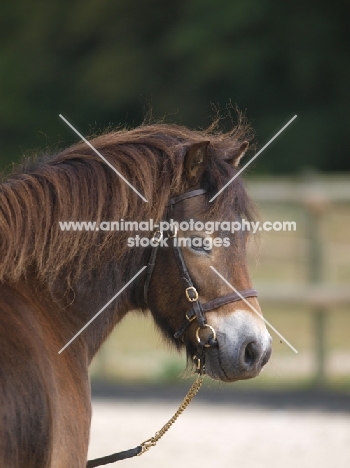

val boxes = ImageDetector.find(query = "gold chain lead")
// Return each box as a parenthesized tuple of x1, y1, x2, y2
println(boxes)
(138, 374, 204, 455)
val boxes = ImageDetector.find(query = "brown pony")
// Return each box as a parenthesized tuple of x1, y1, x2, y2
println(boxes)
(0, 122, 271, 467)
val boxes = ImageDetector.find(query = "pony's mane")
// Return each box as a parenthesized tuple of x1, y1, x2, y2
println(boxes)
(0, 121, 255, 290)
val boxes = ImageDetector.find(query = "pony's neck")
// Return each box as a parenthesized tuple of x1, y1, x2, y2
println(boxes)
(14, 249, 148, 362)
(0, 156, 157, 360)
(59, 253, 148, 361)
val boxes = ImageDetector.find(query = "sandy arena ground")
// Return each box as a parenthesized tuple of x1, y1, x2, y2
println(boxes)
(88, 397, 350, 468)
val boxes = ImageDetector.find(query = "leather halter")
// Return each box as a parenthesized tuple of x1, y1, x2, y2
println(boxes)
(87, 189, 258, 467)
(143, 188, 258, 373)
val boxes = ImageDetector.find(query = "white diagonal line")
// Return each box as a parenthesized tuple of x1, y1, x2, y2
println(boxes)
(59, 114, 148, 203)
(210, 266, 298, 353)
(58, 266, 147, 354)
(209, 115, 297, 202)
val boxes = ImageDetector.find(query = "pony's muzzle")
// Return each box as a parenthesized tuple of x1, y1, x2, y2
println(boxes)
(204, 310, 272, 382)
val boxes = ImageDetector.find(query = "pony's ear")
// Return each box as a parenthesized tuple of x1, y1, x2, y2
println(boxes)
(184, 141, 210, 186)
(224, 141, 249, 167)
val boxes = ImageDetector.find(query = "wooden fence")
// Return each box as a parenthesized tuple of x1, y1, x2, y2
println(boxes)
(248, 174, 350, 385)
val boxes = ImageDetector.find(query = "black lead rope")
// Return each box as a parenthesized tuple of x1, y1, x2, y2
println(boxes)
(86, 373, 205, 467)
(86, 445, 142, 468)
(86, 447, 142, 467)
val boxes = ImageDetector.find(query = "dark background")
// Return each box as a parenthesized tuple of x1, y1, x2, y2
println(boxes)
(0, 0, 349, 173)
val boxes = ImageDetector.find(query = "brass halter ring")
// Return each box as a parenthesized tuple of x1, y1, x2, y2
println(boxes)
(196, 324, 217, 348)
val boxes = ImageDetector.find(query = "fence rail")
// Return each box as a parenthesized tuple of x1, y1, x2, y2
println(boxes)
(258, 285, 350, 306)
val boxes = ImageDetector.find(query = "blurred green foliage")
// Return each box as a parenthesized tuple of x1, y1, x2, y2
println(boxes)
(0, 0, 349, 172)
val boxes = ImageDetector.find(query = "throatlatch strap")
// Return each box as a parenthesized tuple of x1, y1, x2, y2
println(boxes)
(143, 231, 162, 304)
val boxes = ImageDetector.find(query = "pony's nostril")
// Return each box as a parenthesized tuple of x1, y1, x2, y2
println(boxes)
(240, 341, 260, 370)
(245, 342, 254, 362)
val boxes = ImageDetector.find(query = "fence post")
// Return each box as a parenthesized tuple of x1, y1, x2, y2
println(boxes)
(303, 175, 328, 387)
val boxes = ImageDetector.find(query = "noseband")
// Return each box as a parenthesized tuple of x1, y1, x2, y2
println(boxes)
(143, 188, 258, 374)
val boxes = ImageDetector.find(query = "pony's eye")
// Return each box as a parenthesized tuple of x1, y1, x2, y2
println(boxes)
(189, 236, 212, 254)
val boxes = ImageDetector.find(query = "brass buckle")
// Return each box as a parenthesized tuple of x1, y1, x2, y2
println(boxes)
(193, 354, 206, 374)
(196, 324, 217, 348)
(167, 225, 178, 238)
(151, 230, 163, 244)
(185, 312, 196, 323)
(193, 354, 202, 371)
(185, 286, 198, 302)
